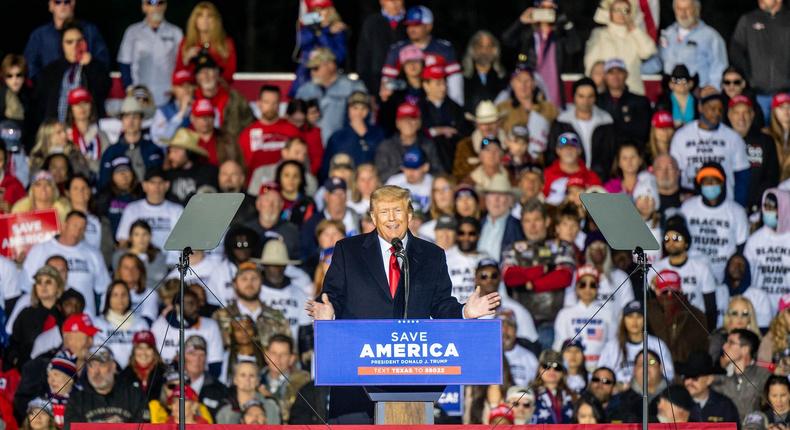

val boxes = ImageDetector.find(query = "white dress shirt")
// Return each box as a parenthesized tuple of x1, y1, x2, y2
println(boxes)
(378, 234, 408, 284)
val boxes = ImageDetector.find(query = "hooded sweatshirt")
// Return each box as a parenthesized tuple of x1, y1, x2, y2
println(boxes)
(743, 188, 790, 313)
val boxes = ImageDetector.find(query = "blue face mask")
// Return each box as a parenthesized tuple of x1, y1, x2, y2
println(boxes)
(763, 211, 778, 229)
(701, 185, 722, 201)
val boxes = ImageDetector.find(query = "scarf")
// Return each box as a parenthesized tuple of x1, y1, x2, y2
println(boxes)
(57, 64, 82, 123)
(133, 361, 155, 392)
(70, 123, 102, 160)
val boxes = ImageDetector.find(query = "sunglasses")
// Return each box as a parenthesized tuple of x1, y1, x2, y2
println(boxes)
(722, 79, 743, 86)
(457, 230, 478, 237)
(591, 376, 614, 385)
(5, 73, 23, 79)
(670, 78, 688, 85)
(479, 272, 499, 280)
(511, 401, 533, 408)
(663, 233, 684, 242)
(613, 6, 631, 13)
(728, 310, 750, 318)
(542, 362, 563, 371)
(167, 383, 178, 390)
(578, 281, 598, 289)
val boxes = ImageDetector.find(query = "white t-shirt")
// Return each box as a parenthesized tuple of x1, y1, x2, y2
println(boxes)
(743, 227, 790, 314)
(552, 300, 618, 372)
(575, 118, 595, 167)
(150, 315, 223, 365)
(445, 247, 488, 303)
(742, 286, 773, 329)
(386, 173, 433, 212)
(165, 255, 234, 307)
(22, 238, 111, 316)
(93, 315, 150, 369)
(681, 196, 749, 283)
(670, 121, 750, 198)
(0, 255, 21, 302)
(597, 336, 675, 384)
(83, 213, 103, 252)
(260, 282, 311, 341)
(115, 199, 184, 264)
(526, 110, 550, 159)
(129, 287, 160, 324)
(648, 256, 718, 312)
(500, 292, 539, 343)
(564, 268, 635, 321)
(504, 344, 539, 387)
(117, 20, 183, 105)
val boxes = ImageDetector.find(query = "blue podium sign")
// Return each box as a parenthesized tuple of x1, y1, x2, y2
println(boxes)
(314, 319, 502, 386)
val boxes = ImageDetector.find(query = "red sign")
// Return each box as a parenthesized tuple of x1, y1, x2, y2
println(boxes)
(0, 209, 60, 259)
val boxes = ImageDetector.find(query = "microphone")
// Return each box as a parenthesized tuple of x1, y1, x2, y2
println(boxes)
(390, 237, 409, 319)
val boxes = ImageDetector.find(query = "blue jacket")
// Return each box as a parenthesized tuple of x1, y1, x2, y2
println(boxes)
(98, 138, 164, 188)
(657, 20, 728, 89)
(321, 123, 385, 180)
(290, 26, 348, 97)
(23, 21, 110, 79)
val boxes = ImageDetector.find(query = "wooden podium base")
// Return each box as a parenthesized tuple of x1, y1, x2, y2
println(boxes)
(375, 401, 434, 424)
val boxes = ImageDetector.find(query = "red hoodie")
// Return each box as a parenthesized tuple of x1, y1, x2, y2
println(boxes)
(542, 160, 602, 199)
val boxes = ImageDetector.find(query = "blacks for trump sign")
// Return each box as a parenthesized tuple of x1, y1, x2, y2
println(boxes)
(314, 319, 502, 386)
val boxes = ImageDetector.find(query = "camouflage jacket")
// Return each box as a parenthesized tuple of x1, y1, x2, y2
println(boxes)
(502, 238, 576, 324)
(212, 300, 291, 349)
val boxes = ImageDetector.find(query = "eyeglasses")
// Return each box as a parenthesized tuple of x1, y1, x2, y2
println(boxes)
(727, 310, 750, 318)
(670, 78, 688, 85)
(167, 383, 178, 390)
(591, 376, 614, 385)
(541, 362, 562, 371)
(722, 79, 743, 86)
(663, 233, 684, 242)
(479, 272, 499, 280)
(578, 281, 598, 289)
(457, 230, 478, 237)
(53, 0, 72, 5)
(234, 241, 250, 249)
(4, 73, 23, 79)
(511, 401, 533, 408)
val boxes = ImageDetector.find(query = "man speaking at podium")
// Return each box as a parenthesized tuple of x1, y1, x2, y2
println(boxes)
(307, 185, 501, 423)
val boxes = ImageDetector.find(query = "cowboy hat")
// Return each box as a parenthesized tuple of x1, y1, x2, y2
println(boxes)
(251, 239, 301, 266)
(166, 128, 208, 157)
(464, 100, 506, 124)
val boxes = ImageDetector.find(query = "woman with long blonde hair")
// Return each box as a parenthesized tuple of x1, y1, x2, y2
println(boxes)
(766, 93, 790, 180)
(759, 303, 790, 375)
(710, 296, 760, 370)
(29, 120, 91, 184)
(176, 1, 236, 83)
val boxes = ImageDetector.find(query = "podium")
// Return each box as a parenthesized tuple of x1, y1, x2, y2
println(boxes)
(314, 319, 502, 424)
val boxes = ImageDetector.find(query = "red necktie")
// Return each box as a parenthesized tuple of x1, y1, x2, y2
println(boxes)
(388, 246, 401, 298)
(389, 19, 398, 30)
(639, 0, 658, 41)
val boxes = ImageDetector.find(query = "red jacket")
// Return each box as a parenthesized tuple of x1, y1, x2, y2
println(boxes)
(238, 119, 302, 180)
(0, 173, 25, 213)
(542, 160, 602, 198)
(299, 125, 324, 176)
(175, 37, 237, 84)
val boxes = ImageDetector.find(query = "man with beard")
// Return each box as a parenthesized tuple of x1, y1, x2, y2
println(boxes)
(670, 88, 751, 206)
(238, 86, 301, 184)
(212, 261, 290, 350)
(445, 217, 488, 302)
(648, 215, 719, 329)
(657, 0, 727, 89)
(502, 199, 575, 350)
(726, 95, 779, 218)
(164, 128, 218, 205)
(218, 160, 258, 225)
(462, 31, 507, 112)
(245, 182, 300, 260)
(646, 269, 709, 364)
(255, 240, 313, 343)
(63, 347, 146, 428)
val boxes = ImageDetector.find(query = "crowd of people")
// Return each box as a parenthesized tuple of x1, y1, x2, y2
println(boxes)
(1, 0, 790, 427)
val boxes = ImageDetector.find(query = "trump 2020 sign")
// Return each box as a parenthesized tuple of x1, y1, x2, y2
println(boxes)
(314, 319, 503, 386)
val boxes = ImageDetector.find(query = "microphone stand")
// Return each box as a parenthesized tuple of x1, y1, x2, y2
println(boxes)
(399, 250, 410, 320)
(634, 246, 649, 430)
(177, 246, 192, 430)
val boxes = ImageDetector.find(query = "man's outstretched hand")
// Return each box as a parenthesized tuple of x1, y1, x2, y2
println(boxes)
(306, 293, 335, 320)
(464, 286, 501, 319)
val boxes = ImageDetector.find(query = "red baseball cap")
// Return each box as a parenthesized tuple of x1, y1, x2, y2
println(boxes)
(133, 330, 156, 347)
(172, 69, 195, 86)
(655, 269, 682, 293)
(258, 181, 281, 197)
(396, 102, 421, 120)
(576, 264, 600, 282)
(772, 93, 790, 109)
(305, 0, 333, 11)
(191, 98, 214, 117)
(167, 385, 198, 404)
(67, 87, 92, 106)
(62, 313, 100, 337)
(728, 95, 753, 109)
(421, 64, 446, 81)
(779, 294, 790, 313)
(651, 111, 674, 129)
(488, 403, 514, 425)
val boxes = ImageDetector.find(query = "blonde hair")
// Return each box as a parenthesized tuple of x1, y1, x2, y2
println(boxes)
(352, 163, 380, 203)
(769, 308, 790, 354)
(429, 174, 456, 219)
(724, 296, 761, 338)
(767, 111, 790, 181)
(31, 120, 73, 165)
(30, 270, 65, 307)
(369, 185, 413, 214)
(183, 2, 229, 59)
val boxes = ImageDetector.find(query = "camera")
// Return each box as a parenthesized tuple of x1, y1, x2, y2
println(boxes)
(301, 12, 322, 26)
(532, 8, 556, 23)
